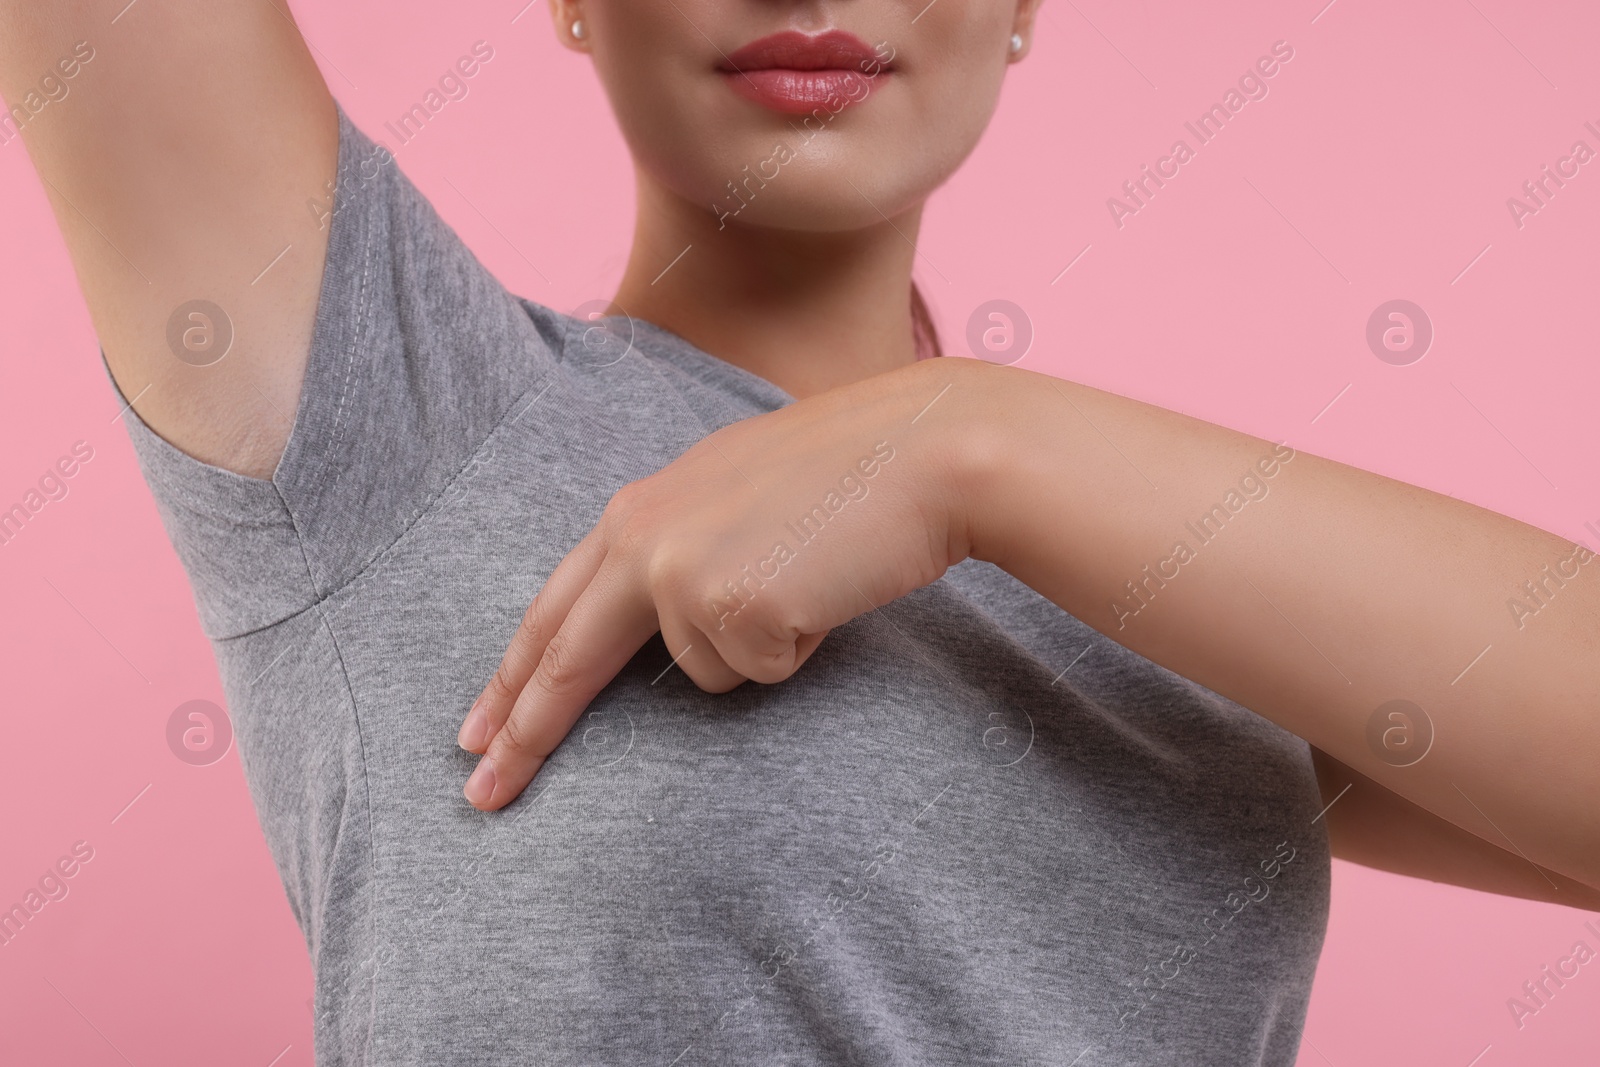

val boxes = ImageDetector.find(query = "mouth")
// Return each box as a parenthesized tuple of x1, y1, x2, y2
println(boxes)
(718, 30, 894, 115)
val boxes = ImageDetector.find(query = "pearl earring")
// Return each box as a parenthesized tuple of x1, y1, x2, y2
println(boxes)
(1009, 33, 1024, 55)
(572, 19, 586, 40)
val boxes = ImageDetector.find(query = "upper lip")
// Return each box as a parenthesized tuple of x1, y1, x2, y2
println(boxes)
(720, 30, 888, 73)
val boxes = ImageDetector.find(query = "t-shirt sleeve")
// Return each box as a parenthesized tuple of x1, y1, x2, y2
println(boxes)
(107, 100, 563, 639)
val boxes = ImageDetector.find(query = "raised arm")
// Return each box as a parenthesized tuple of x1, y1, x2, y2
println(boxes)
(1, 0, 336, 477)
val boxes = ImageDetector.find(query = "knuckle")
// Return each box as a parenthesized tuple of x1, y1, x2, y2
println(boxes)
(681, 659, 745, 696)
(771, 605, 813, 641)
(608, 516, 654, 561)
(532, 635, 586, 699)
(514, 596, 553, 653)
(524, 591, 563, 643)
(645, 545, 697, 598)
(484, 663, 521, 706)
(601, 480, 668, 557)
(743, 597, 803, 643)
(494, 710, 540, 758)
(713, 606, 804, 685)
(604, 479, 648, 523)
(519, 592, 547, 630)
(741, 647, 797, 686)
(483, 598, 553, 703)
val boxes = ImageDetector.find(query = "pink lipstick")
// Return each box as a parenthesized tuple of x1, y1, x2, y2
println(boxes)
(719, 30, 893, 115)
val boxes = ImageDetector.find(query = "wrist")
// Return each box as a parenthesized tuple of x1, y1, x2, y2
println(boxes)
(913, 356, 1028, 568)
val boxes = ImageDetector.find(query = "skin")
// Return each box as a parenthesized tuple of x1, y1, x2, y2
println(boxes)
(561, 0, 1038, 396)
(0, 1, 333, 479)
(3, 0, 1596, 930)
(459, 353, 1600, 899)
(466, 0, 1600, 904)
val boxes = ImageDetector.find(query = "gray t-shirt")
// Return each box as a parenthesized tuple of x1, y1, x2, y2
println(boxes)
(114, 103, 1329, 1066)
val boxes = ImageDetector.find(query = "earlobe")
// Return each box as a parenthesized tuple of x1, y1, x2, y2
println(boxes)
(1008, 0, 1041, 63)
(549, 1, 591, 53)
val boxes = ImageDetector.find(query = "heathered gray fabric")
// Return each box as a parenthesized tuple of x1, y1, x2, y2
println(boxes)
(112, 102, 1330, 1065)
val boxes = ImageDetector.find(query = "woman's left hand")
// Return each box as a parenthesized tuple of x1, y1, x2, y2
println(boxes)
(455, 356, 987, 810)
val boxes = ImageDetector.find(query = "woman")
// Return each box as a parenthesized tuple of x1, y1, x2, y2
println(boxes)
(3, 1, 1595, 1064)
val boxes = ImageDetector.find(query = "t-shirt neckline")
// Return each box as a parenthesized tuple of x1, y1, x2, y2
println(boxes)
(592, 312, 799, 416)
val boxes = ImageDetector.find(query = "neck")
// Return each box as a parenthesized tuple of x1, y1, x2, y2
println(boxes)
(607, 168, 924, 400)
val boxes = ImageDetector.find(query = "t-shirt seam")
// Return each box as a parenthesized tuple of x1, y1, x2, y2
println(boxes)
(115, 459, 282, 520)
(313, 606, 383, 1065)
(299, 174, 379, 523)
(275, 475, 328, 619)
(322, 367, 555, 601)
(108, 126, 381, 525)
(635, 346, 724, 442)
(212, 368, 558, 642)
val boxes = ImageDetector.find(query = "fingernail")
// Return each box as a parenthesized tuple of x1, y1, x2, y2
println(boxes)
(458, 700, 488, 751)
(464, 756, 497, 807)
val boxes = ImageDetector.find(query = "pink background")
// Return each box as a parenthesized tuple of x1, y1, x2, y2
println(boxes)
(2, 0, 1597, 1063)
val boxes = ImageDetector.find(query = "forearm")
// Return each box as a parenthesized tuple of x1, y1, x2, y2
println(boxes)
(949, 360, 1600, 891)
(1311, 748, 1600, 908)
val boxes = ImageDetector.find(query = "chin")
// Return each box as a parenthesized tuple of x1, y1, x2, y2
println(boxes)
(678, 143, 930, 232)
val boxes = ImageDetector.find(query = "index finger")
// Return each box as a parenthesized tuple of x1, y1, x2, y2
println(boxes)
(458, 528, 607, 754)
(462, 563, 658, 810)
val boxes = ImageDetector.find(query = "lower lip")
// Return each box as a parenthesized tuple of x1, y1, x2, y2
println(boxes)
(722, 68, 888, 115)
